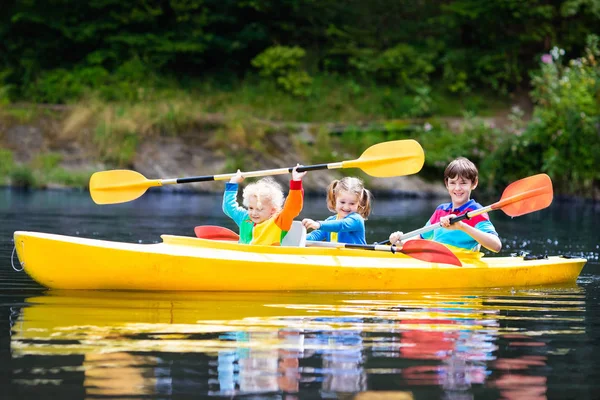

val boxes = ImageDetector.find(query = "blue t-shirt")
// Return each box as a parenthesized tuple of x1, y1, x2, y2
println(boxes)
(307, 212, 366, 245)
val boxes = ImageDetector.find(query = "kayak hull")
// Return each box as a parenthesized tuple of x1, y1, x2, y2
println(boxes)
(13, 231, 586, 291)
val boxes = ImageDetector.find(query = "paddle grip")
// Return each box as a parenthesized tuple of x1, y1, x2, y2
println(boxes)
(345, 243, 375, 251)
(176, 176, 215, 183)
(292, 164, 329, 173)
(450, 213, 470, 224)
(345, 243, 396, 253)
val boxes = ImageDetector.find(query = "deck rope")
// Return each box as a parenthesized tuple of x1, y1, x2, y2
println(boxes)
(11, 245, 24, 272)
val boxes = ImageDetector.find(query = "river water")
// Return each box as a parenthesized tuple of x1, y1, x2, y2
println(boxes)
(1, 188, 599, 399)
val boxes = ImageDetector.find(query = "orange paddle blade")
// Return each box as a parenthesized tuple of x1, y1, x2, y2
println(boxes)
(493, 174, 553, 217)
(400, 240, 462, 266)
(194, 226, 240, 241)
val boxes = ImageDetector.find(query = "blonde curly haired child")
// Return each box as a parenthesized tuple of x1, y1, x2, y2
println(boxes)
(223, 166, 306, 245)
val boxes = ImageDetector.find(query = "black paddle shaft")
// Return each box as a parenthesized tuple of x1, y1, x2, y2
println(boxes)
(175, 164, 331, 184)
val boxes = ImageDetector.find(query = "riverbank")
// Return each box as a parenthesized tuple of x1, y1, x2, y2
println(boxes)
(2, 103, 499, 197)
(1, 62, 598, 201)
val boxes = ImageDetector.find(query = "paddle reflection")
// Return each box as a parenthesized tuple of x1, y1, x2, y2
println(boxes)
(84, 352, 159, 397)
(487, 336, 549, 400)
(9, 287, 585, 398)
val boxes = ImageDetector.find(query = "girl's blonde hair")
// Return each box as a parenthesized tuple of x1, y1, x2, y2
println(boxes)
(242, 177, 284, 212)
(326, 176, 372, 219)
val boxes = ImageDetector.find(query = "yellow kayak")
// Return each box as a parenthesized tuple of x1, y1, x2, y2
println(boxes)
(13, 231, 586, 291)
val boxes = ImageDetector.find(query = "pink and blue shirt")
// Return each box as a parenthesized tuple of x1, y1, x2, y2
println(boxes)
(421, 199, 498, 251)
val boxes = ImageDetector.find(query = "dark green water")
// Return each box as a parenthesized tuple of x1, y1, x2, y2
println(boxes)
(1, 188, 599, 399)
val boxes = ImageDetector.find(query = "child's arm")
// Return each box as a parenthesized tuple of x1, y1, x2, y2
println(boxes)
(307, 229, 327, 242)
(222, 170, 248, 226)
(311, 213, 364, 233)
(274, 166, 305, 231)
(389, 231, 410, 245)
(303, 218, 330, 242)
(440, 215, 502, 252)
(302, 218, 320, 231)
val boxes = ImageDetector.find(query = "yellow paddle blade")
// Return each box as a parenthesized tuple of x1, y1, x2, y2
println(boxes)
(89, 170, 161, 205)
(342, 139, 425, 177)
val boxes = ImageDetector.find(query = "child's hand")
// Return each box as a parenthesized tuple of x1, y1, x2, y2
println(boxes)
(229, 169, 244, 184)
(292, 164, 307, 181)
(389, 231, 404, 245)
(440, 214, 462, 230)
(302, 218, 320, 231)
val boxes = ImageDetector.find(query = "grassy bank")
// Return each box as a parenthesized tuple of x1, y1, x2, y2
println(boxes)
(0, 73, 512, 190)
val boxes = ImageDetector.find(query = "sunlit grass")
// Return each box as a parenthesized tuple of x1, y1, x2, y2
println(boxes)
(0, 74, 513, 189)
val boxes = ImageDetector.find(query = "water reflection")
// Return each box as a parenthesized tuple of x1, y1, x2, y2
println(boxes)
(9, 287, 585, 398)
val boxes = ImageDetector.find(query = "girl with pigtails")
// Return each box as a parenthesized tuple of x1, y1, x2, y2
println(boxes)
(302, 177, 372, 245)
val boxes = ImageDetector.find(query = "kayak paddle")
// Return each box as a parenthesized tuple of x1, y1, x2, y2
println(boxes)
(305, 240, 462, 266)
(89, 139, 425, 204)
(193, 225, 461, 266)
(379, 173, 554, 244)
(194, 226, 240, 241)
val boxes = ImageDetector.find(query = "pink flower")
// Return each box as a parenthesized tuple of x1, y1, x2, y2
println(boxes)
(541, 54, 553, 64)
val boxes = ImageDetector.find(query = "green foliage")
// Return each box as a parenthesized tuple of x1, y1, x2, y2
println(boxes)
(0, 70, 15, 105)
(275, 71, 313, 98)
(31, 153, 62, 170)
(196, 73, 481, 121)
(44, 168, 91, 188)
(0, 148, 15, 177)
(350, 44, 436, 91)
(97, 58, 163, 102)
(561, 0, 600, 18)
(3, 0, 600, 102)
(0, 148, 90, 188)
(251, 46, 313, 97)
(0, 106, 37, 123)
(21, 59, 167, 103)
(528, 37, 600, 194)
(10, 166, 35, 188)
(306, 127, 336, 165)
(23, 67, 105, 103)
(440, 50, 471, 94)
(485, 35, 600, 195)
(1, 1, 599, 198)
(94, 120, 139, 167)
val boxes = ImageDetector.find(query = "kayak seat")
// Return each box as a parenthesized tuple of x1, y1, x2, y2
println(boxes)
(281, 221, 307, 247)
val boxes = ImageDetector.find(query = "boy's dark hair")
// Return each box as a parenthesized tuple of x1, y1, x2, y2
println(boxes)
(444, 157, 478, 184)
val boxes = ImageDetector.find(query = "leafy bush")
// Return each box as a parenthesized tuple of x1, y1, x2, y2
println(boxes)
(10, 166, 35, 188)
(22, 57, 166, 103)
(251, 46, 313, 97)
(97, 58, 162, 102)
(23, 67, 109, 103)
(405, 115, 505, 186)
(487, 35, 600, 196)
(45, 168, 91, 188)
(350, 44, 435, 90)
(0, 70, 15, 105)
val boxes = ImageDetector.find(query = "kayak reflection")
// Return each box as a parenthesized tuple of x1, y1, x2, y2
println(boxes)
(10, 286, 585, 398)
